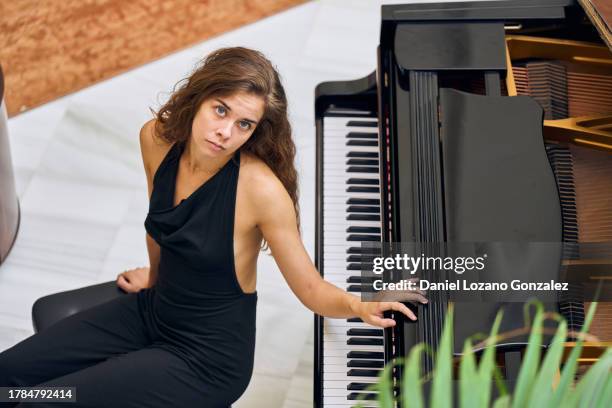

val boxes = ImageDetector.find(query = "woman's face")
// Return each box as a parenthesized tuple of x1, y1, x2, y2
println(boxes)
(191, 91, 265, 159)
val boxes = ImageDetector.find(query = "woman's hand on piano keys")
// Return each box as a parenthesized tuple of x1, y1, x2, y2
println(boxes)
(353, 296, 427, 328)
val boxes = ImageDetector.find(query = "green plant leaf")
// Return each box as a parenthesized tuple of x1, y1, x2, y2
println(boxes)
(592, 366, 612, 408)
(431, 304, 454, 408)
(377, 362, 395, 408)
(492, 395, 511, 408)
(511, 301, 544, 408)
(574, 348, 612, 408)
(477, 310, 503, 407)
(459, 338, 479, 408)
(402, 344, 425, 408)
(550, 302, 598, 407)
(492, 364, 508, 398)
(528, 317, 567, 407)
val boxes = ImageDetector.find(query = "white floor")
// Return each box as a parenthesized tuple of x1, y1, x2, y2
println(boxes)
(1, 1, 472, 406)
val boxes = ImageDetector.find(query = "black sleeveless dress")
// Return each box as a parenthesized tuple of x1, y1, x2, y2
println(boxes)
(140, 140, 258, 400)
(0, 140, 258, 407)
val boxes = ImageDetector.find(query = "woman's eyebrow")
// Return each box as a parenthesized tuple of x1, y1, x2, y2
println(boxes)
(216, 98, 258, 125)
(215, 98, 231, 111)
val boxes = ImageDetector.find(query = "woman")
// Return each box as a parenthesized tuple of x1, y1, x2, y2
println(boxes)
(0, 47, 425, 407)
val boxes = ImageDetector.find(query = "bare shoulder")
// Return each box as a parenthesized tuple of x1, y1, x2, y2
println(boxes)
(239, 152, 291, 206)
(139, 119, 173, 178)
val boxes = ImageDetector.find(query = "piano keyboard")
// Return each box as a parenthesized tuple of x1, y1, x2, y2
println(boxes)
(322, 114, 383, 407)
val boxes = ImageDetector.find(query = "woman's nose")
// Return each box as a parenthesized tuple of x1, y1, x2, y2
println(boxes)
(216, 120, 233, 139)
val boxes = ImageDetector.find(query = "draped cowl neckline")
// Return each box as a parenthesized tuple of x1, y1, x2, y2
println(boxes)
(149, 141, 238, 215)
(144, 140, 242, 262)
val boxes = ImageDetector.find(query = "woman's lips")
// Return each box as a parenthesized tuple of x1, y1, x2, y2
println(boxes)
(207, 139, 224, 151)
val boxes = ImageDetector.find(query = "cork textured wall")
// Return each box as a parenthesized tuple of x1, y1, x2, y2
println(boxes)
(0, 0, 307, 117)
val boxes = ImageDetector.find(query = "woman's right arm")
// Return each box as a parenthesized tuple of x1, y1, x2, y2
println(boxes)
(140, 120, 162, 287)
(118, 120, 168, 292)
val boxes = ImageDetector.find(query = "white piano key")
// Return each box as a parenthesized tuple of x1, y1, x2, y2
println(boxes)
(323, 380, 379, 390)
(323, 371, 382, 382)
(321, 111, 386, 406)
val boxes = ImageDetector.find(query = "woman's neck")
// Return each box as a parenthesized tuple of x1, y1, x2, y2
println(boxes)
(182, 137, 230, 176)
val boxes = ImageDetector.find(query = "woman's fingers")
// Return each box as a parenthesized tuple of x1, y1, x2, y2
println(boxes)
(363, 302, 419, 328)
(367, 315, 396, 328)
(382, 302, 417, 321)
(117, 274, 127, 287)
(372, 289, 428, 304)
(117, 266, 150, 293)
(117, 273, 135, 292)
(122, 273, 131, 284)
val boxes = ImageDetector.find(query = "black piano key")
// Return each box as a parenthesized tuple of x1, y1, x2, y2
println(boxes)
(346, 226, 380, 233)
(347, 284, 362, 293)
(346, 276, 377, 284)
(346, 120, 378, 128)
(346, 255, 376, 263)
(347, 205, 380, 213)
(347, 198, 380, 206)
(347, 263, 373, 270)
(346, 158, 379, 166)
(347, 234, 380, 242)
(347, 328, 384, 337)
(346, 151, 378, 158)
(347, 214, 380, 221)
(346, 247, 379, 255)
(348, 392, 378, 401)
(347, 338, 383, 346)
(347, 178, 379, 186)
(345, 132, 378, 139)
(347, 317, 363, 323)
(347, 351, 384, 359)
(347, 186, 379, 193)
(347, 166, 379, 173)
(348, 360, 385, 368)
(347, 383, 371, 391)
(347, 369, 381, 377)
(347, 140, 378, 147)
(347, 284, 375, 293)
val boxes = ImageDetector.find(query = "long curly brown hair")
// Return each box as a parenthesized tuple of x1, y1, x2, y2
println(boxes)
(152, 47, 299, 246)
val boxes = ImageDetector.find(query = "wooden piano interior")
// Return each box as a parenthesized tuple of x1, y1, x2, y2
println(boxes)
(438, 14, 612, 349)
(505, 34, 611, 347)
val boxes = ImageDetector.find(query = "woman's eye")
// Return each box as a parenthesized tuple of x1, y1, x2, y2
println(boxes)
(238, 121, 251, 131)
(215, 105, 226, 116)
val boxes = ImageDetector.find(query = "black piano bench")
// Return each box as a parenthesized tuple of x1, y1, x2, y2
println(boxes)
(31, 281, 125, 333)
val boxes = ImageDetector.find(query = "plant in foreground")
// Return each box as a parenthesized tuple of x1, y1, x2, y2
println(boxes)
(359, 301, 611, 408)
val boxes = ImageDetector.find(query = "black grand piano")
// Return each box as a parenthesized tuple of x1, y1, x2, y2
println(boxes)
(314, 0, 612, 406)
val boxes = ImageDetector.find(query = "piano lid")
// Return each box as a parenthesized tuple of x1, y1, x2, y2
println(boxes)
(579, 0, 612, 49)
(381, 0, 571, 22)
(314, 70, 377, 119)
(381, 1, 611, 51)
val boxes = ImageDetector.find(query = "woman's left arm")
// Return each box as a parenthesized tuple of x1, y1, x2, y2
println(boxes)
(251, 172, 426, 329)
